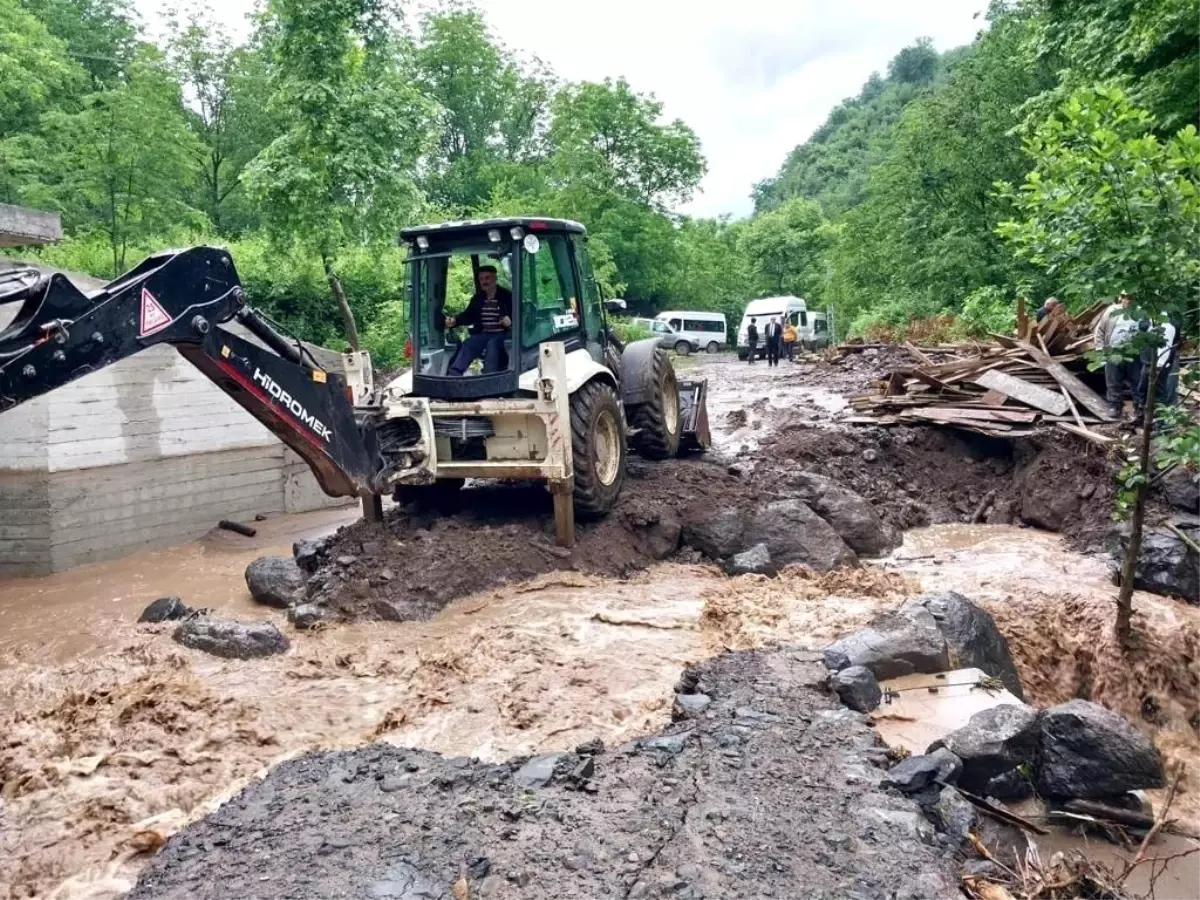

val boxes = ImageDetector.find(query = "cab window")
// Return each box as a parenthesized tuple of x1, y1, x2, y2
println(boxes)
(572, 236, 603, 343)
(521, 234, 580, 349)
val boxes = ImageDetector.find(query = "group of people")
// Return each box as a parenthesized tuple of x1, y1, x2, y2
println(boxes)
(1058, 292, 1184, 421)
(744, 316, 798, 366)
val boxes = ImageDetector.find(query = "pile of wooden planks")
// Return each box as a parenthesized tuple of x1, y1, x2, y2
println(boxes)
(845, 301, 1116, 443)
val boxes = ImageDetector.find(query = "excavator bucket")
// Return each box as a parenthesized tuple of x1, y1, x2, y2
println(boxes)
(677, 378, 711, 453)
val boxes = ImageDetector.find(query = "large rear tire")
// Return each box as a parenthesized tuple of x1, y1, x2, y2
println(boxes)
(629, 348, 681, 460)
(571, 380, 627, 519)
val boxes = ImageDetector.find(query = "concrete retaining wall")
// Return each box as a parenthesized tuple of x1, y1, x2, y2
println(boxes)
(0, 324, 354, 577)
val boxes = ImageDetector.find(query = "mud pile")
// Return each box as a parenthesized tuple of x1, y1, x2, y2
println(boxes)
(758, 423, 1129, 551)
(304, 458, 762, 623)
(128, 645, 960, 900)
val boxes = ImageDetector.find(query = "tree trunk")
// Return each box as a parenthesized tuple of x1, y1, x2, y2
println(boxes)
(323, 254, 360, 352)
(1115, 354, 1159, 646)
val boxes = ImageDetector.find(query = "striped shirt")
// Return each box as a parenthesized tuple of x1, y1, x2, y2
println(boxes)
(481, 294, 504, 332)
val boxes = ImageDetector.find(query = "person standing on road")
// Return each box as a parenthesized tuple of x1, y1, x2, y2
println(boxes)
(782, 320, 798, 362)
(1092, 292, 1140, 418)
(765, 317, 782, 367)
(746, 317, 759, 364)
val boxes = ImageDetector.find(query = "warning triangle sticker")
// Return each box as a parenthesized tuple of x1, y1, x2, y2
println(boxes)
(139, 287, 172, 337)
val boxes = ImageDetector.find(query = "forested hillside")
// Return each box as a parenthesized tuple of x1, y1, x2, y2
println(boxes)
(2, 0, 1197, 365)
(754, 0, 1198, 339)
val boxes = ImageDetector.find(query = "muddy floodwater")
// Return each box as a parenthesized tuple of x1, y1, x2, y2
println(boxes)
(2, 355, 1196, 899)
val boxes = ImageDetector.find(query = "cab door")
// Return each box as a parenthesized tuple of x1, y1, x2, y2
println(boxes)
(570, 234, 606, 365)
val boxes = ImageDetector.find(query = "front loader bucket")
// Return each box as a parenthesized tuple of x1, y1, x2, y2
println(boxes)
(677, 378, 711, 453)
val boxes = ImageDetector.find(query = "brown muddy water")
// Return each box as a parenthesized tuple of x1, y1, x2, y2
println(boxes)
(2, 515, 1196, 898)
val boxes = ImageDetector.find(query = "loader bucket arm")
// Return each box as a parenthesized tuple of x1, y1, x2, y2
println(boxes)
(0, 247, 380, 498)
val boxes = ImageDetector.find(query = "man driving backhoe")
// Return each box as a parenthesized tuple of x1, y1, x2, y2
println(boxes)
(444, 265, 513, 376)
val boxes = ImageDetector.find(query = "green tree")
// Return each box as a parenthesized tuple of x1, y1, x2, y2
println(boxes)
(243, 0, 437, 350)
(412, 2, 552, 212)
(738, 197, 836, 301)
(40, 46, 204, 274)
(165, 8, 277, 234)
(997, 85, 1200, 644)
(0, 0, 85, 202)
(548, 77, 705, 212)
(20, 0, 138, 89)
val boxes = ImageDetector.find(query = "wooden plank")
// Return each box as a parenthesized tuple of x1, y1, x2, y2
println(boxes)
(1057, 422, 1115, 446)
(903, 341, 935, 366)
(1059, 385, 1085, 429)
(981, 390, 1008, 407)
(902, 408, 1038, 424)
(1016, 296, 1028, 342)
(972, 368, 1070, 415)
(1018, 339, 1113, 420)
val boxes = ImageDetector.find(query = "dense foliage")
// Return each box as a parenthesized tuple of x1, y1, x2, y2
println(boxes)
(3, 0, 1197, 367)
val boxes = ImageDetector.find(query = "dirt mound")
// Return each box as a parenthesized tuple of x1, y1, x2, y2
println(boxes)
(305, 458, 763, 624)
(758, 423, 1129, 551)
(127, 646, 960, 900)
(983, 592, 1200, 821)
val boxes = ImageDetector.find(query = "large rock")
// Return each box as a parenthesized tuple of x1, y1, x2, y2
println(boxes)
(1038, 700, 1165, 799)
(245, 556, 306, 608)
(831, 665, 882, 713)
(883, 748, 963, 795)
(791, 472, 901, 557)
(932, 786, 978, 846)
(1159, 467, 1199, 513)
(289, 602, 337, 630)
(173, 618, 290, 659)
(824, 604, 949, 680)
(292, 538, 329, 574)
(681, 507, 747, 559)
(929, 703, 1039, 795)
(743, 500, 858, 572)
(1109, 524, 1199, 603)
(137, 596, 195, 623)
(907, 593, 1024, 699)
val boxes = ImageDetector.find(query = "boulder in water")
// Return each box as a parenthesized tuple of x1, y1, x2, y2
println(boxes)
(831, 665, 882, 713)
(173, 618, 290, 659)
(1037, 699, 1165, 799)
(906, 592, 1024, 699)
(790, 471, 901, 557)
(245, 556, 306, 608)
(744, 499, 858, 572)
(928, 703, 1039, 795)
(726, 543, 775, 576)
(1108, 523, 1199, 603)
(824, 604, 949, 680)
(138, 596, 196, 623)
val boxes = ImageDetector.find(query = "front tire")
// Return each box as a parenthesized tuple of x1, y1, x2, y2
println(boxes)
(571, 380, 627, 519)
(674, 340, 691, 356)
(629, 347, 681, 460)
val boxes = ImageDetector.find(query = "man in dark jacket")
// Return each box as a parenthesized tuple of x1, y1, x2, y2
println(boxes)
(446, 266, 513, 376)
(746, 317, 759, 364)
(764, 317, 783, 367)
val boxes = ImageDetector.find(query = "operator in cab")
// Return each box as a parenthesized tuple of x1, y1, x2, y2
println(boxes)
(445, 265, 513, 376)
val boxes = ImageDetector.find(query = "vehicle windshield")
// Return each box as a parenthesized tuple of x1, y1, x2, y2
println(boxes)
(407, 242, 515, 378)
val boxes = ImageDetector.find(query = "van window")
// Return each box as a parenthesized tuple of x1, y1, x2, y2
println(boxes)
(668, 318, 682, 331)
(683, 318, 725, 333)
(788, 311, 808, 328)
(814, 318, 828, 333)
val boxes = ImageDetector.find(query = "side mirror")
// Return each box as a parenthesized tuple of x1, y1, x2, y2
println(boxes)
(604, 298, 627, 314)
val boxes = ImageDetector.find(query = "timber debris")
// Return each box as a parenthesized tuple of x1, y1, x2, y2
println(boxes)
(842, 301, 1113, 440)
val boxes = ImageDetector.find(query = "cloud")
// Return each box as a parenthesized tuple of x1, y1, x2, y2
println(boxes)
(135, 0, 988, 219)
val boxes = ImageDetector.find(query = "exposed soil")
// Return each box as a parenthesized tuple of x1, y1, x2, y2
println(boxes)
(756, 421, 1125, 552)
(308, 458, 764, 623)
(128, 646, 960, 900)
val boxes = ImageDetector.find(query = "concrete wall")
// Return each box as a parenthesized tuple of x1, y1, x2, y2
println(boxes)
(0, 203, 62, 247)
(0, 324, 354, 577)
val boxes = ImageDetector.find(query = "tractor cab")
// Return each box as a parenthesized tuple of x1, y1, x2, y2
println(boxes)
(400, 217, 614, 401)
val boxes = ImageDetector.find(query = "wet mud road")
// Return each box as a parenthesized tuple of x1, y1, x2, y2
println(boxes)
(2, 353, 1196, 899)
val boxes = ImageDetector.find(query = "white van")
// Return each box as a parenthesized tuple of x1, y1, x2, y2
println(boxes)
(655, 310, 728, 355)
(737, 296, 804, 360)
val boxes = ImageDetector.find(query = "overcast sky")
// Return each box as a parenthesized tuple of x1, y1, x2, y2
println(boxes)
(134, 0, 988, 219)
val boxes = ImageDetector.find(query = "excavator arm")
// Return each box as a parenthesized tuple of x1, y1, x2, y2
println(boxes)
(0, 247, 381, 498)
